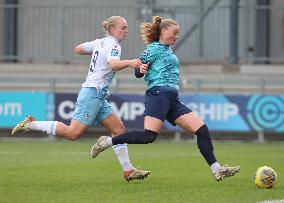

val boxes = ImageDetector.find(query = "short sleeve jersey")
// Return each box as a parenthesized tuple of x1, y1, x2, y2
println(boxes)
(139, 42, 179, 90)
(81, 36, 121, 90)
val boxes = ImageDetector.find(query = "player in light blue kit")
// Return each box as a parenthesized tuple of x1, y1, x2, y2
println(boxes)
(91, 16, 240, 181)
(11, 16, 150, 181)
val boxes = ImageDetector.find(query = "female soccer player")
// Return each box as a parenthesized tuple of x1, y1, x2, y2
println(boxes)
(91, 16, 240, 181)
(11, 16, 150, 181)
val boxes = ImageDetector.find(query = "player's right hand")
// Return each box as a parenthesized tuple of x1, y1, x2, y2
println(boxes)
(129, 59, 142, 69)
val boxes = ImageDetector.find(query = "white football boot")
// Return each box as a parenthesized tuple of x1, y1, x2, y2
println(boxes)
(90, 136, 112, 158)
(213, 164, 240, 181)
(124, 168, 151, 182)
(11, 115, 35, 135)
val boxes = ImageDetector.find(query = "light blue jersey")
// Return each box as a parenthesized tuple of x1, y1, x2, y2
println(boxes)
(140, 42, 179, 90)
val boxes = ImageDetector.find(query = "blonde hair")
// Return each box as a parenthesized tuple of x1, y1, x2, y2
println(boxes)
(140, 16, 178, 44)
(102, 16, 124, 35)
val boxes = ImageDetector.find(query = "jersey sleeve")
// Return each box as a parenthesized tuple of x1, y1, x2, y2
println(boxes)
(107, 44, 121, 62)
(82, 40, 96, 53)
(139, 43, 161, 64)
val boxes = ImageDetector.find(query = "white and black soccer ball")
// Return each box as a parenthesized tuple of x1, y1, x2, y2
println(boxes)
(255, 166, 277, 189)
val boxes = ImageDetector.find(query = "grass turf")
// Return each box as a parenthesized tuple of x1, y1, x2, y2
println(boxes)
(0, 139, 283, 203)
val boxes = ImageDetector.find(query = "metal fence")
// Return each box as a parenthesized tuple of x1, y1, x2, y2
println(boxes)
(1, 1, 284, 64)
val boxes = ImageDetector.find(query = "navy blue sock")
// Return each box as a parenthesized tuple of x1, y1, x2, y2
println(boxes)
(112, 129, 158, 145)
(196, 124, 217, 166)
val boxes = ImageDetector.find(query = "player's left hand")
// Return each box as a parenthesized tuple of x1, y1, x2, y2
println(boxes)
(139, 63, 149, 74)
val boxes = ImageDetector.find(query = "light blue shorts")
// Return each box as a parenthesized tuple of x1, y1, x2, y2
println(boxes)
(72, 87, 113, 126)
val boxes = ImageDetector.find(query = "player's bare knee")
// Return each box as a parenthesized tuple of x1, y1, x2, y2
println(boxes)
(111, 124, 125, 136)
(65, 131, 81, 141)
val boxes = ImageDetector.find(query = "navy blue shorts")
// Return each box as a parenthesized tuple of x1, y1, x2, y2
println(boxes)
(144, 86, 192, 126)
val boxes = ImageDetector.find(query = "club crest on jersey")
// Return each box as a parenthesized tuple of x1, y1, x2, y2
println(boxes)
(111, 49, 119, 56)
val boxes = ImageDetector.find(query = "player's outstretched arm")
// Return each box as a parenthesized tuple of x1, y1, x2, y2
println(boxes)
(109, 59, 141, 71)
(74, 44, 93, 55)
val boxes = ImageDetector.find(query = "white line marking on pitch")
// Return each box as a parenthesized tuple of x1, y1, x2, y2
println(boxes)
(257, 199, 284, 203)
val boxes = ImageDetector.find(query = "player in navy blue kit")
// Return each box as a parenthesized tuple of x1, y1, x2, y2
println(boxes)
(11, 16, 150, 181)
(91, 16, 240, 181)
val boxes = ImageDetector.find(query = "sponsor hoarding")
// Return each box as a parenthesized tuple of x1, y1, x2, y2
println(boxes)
(54, 93, 284, 132)
(0, 92, 47, 127)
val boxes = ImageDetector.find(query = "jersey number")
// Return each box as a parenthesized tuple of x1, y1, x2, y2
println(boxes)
(89, 51, 99, 72)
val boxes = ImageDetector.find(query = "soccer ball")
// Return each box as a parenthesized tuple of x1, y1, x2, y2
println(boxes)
(255, 166, 277, 189)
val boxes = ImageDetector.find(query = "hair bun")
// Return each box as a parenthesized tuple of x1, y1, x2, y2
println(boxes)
(153, 16, 162, 25)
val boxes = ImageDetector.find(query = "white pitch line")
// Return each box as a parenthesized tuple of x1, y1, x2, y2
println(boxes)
(257, 199, 284, 203)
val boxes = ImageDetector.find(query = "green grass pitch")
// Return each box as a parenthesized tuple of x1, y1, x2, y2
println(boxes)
(0, 139, 283, 203)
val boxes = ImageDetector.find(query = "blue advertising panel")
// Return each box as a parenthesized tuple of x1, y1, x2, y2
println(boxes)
(54, 93, 284, 132)
(55, 93, 77, 124)
(171, 95, 250, 132)
(108, 94, 145, 128)
(0, 92, 47, 128)
(165, 95, 284, 132)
